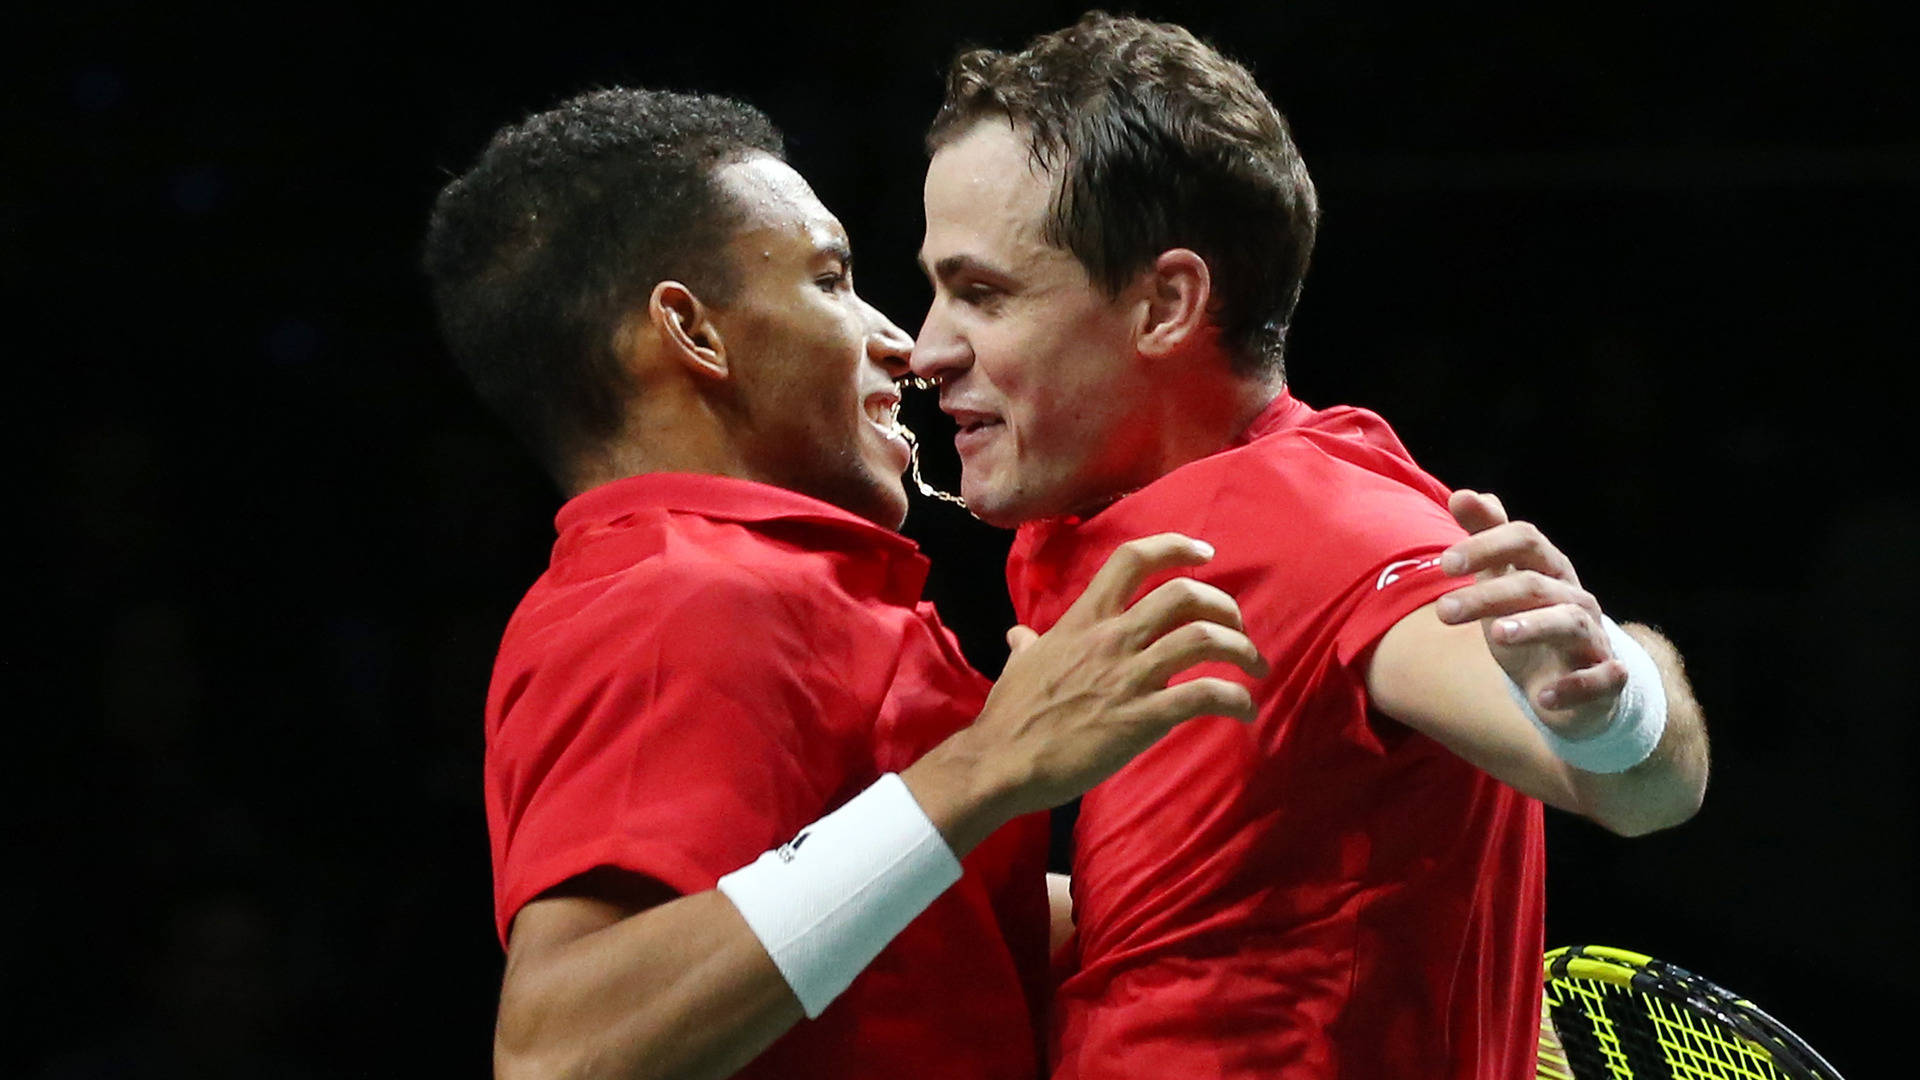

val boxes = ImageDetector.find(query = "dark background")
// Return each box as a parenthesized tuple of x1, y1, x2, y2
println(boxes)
(14, 2, 1914, 1075)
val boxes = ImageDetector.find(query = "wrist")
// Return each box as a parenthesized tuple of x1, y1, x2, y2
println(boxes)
(717, 773, 962, 1018)
(902, 726, 1026, 857)
(1544, 696, 1616, 741)
(1507, 616, 1668, 774)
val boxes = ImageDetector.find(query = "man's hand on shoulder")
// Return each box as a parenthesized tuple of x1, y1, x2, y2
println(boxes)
(1434, 489, 1626, 739)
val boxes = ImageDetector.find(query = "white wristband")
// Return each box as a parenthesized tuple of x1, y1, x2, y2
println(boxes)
(1505, 616, 1668, 774)
(717, 773, 962, 1018)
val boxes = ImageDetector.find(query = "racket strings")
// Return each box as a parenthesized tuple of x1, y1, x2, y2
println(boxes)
(1544, 974, 1786, 1080)
(1549, 980, 1636, 1078)
(1644, 994, 1778, 1080)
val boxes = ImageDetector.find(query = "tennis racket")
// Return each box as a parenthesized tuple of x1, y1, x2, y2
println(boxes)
(1537, 945, 1846, 1080)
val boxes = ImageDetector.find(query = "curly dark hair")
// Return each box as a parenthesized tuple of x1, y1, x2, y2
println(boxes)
(928, 12, 1318, 377)
(422, 88, 783, 474)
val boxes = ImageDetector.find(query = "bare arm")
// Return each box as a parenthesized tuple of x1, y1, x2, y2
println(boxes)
(497, 878, 798, 1080)
(494, 534, 1266, 1080)
(1364, 491, 1708, 837)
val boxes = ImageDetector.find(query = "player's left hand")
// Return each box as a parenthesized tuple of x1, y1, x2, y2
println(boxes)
(1434, 489, 1625, 739)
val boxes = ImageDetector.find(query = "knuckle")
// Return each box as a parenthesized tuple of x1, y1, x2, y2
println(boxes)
(1208, 681, 1256, 715)
(1092, 622, 1133, 655)
(1196, 622, 1234, 649)
(1199, 595, 1242, 627)
(1170, 622, 1216, 655)
(1177, 676, 1225, 702)
(1168, 577, 1206, 604)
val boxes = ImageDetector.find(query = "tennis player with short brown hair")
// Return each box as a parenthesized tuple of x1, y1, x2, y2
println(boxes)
(912, 13, 1710, 1078)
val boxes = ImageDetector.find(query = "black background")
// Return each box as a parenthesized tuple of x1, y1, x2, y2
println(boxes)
(15, 2, 1915, 1075)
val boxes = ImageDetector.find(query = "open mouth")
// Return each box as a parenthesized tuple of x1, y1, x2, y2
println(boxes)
(863, 391, 904, 436)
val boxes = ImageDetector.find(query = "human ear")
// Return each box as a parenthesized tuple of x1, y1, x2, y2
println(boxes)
(1134, 248, 1213, 360)
(649, 281, 730, 380)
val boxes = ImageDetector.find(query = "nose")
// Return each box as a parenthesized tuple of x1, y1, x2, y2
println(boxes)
(865, 301, 914, 377)
(908, 300, 971, 383)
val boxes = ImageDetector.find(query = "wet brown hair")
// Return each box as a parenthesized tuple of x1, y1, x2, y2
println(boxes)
(929, 12, 1319, 376)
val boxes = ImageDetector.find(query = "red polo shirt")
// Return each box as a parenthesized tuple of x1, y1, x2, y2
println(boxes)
(486, 473, 1050, 1080)
(1010, 393, 1545, 1080)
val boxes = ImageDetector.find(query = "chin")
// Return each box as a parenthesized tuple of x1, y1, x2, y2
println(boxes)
(958, 481, 1028, 529)
(860, 478, 911, 531)
(967, 473, 1112, 528)
(787, 466, 908, 532)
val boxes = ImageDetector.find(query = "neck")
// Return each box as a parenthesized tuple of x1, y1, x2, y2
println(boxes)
(1146, 370, 1284, 476)
(1062, 370, 1281, 521)
(563, 388, 754, 498)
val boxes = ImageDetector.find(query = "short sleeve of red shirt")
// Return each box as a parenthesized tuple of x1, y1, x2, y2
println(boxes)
(1256, 425, 1471, 669)
(486, 563, 873, 943)
(1010, 404, 1471, 680)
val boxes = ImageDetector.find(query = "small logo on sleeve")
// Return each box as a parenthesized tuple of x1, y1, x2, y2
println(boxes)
(1376, 556, 1443, 591)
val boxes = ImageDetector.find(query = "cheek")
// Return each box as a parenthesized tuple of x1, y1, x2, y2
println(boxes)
(1004, 337, 1119, 436)
(982, 327, 1065, 414)
(782, 342, 859, 431)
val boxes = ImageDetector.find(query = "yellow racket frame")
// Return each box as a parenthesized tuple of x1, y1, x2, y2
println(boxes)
(1537, 945, 1825, 1080)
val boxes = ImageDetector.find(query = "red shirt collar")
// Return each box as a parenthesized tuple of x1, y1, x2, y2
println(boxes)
(1231, 387, 1309, 447)
(557, 473, 918, 551)
(553, 472, 929, 600)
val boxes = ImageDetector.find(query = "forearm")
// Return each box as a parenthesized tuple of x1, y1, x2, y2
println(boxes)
(496, 890, 802, 1080)
(1566, 624, 1709, 837)
(1370, 607, 1708, 834)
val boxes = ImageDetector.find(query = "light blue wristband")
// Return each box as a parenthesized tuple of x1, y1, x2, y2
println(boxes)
(1505, 616, 1667, 774)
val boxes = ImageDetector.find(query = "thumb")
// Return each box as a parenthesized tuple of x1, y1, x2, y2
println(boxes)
(1005, 624, 1041, 655)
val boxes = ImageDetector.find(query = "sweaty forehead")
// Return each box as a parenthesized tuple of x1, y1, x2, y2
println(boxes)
(715, 154, 848, 252)
(922, 122, 1059, 264)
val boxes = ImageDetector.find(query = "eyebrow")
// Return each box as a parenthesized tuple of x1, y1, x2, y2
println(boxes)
(919, 252, 1009, 283)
